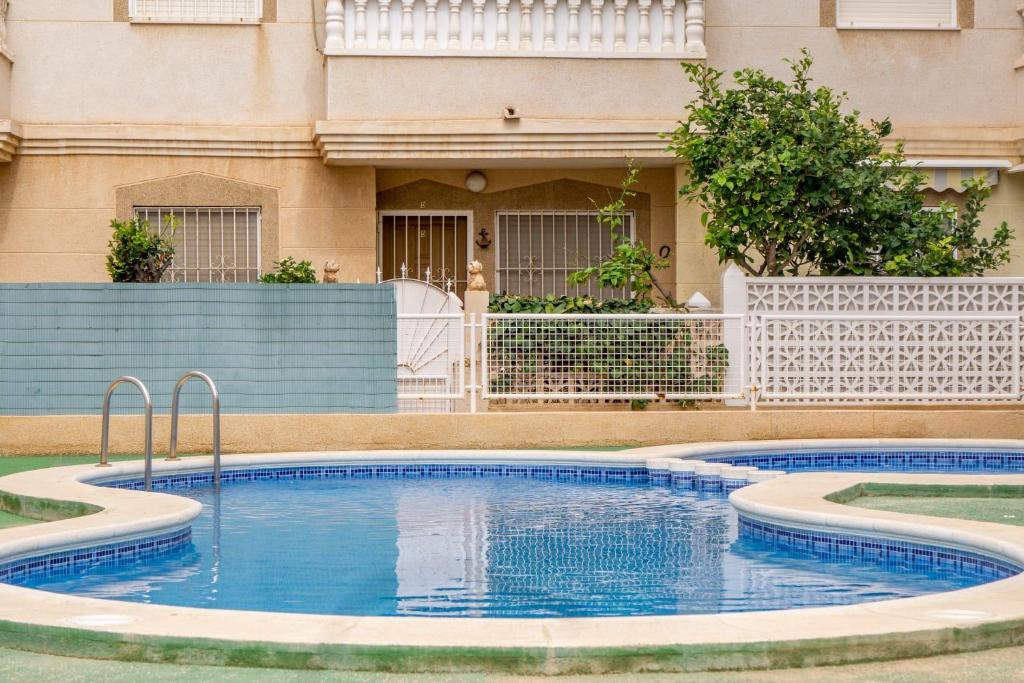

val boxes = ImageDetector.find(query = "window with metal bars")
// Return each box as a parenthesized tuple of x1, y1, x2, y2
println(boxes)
(135, 207, 261, 283)
(128, 0, 263, 23)
(494, 210, 634, 299)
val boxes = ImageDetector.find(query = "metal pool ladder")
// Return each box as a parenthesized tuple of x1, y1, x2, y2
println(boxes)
(168, 371, 222, 491)
(98, 372, 221, 493)
(99, 376, 154, 490)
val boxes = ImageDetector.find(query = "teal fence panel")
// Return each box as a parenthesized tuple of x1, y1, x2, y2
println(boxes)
(0, 283, 397, 415)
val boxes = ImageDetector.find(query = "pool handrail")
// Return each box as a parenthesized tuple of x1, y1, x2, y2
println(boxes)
(99, 376, 154, 491)
(168, 371, 221, 491)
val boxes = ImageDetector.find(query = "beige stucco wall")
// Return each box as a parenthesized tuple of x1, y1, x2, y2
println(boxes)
(707, 1, 1022, 130)
(3, 409, 1023, 455)
(7, 1, 322, 126)
(325, 56, 696, 124)
(0, 157, 376, 282)
(0, 56, 10, 122)
(3, 1, 1017, 131)
(984, 174, 1024, 270)
(673, 165, 723, 306)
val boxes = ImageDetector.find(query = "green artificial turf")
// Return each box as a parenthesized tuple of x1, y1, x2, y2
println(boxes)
(0, 455, 143, 478)
(834, 483, 1024, 527)
(848, 495, 1024, 526)
(0, 510, 35, 529)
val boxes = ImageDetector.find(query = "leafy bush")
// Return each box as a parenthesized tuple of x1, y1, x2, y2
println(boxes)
(106, 216, 177, 283)
(567, 163, 672, 303)
(488, 293, 653, 314)
(882, 178, 1013, 276)
(259, 257, 318, 284)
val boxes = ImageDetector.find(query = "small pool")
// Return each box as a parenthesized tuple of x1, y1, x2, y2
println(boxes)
(12, 467, 994, 618)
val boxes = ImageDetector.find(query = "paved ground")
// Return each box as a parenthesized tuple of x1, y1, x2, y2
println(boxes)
(2, 454, 1024, 680)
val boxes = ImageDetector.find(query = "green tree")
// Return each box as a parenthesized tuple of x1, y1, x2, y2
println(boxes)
(106, 215, 177, 283)
(668, 49, 1012, 276)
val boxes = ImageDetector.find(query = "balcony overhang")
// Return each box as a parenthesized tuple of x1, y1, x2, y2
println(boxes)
(314, 119, 677, 168)
(0, 120, 22, 162)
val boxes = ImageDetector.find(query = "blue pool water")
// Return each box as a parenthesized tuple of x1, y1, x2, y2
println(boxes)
(14, 474, 989, 618)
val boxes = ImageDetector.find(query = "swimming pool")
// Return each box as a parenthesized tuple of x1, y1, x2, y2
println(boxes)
(8, 447, 1022, 619)
(3, 441, 1024, 674)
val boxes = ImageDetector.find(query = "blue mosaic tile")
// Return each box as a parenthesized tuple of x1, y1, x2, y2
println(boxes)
(707, 449, 1024, 474)
(99, 463, 653, 492)
(739, 516, 1022, 582)
(0, 527, 190, 585)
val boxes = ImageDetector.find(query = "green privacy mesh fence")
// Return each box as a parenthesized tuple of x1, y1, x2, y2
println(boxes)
(0, 283, 397, 415)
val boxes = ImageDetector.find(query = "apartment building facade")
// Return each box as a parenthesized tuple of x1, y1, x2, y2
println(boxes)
(0, 1, 1020, 302)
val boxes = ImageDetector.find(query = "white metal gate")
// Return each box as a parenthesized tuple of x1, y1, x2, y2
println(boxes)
(389, 277, 466, 413)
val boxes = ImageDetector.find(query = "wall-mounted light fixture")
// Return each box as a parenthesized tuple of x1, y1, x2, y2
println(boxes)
(465, 171, 488, 193)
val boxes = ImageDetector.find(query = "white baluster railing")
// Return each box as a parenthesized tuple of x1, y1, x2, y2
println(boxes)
(449, 0, 464, 47)
(520, 0, 535, 50)
(379, 0, 393, 47)
(322, 0, 705, 57)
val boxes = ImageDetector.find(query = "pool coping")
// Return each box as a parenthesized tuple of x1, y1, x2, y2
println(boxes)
(3, 439, 1024, 673)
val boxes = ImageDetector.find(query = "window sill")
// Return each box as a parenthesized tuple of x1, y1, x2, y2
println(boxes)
(129, 17, 262, 25)
(836, 25, 960, 31)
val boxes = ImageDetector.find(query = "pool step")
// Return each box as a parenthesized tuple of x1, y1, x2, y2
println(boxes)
(645, 458, 787, 493)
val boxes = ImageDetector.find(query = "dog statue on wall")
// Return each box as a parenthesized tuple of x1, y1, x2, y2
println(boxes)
(467, 260, 487, 292)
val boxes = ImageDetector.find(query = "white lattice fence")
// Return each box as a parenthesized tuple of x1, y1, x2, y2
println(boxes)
(758, 314, 1021, 401)
(728, 269, 1024, 404)
(482, 314, 744, 400)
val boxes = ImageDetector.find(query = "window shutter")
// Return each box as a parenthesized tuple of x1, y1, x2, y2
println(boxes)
(836, 0, 957, 29)
(129, 0, 263, 23)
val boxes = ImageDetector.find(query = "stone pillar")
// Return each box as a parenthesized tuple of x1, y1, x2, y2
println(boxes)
(464, 260, 490, 412)
(721, 263, 748, 407)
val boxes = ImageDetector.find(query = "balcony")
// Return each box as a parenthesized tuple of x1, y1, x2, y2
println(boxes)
(323, 0, 705, 58)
